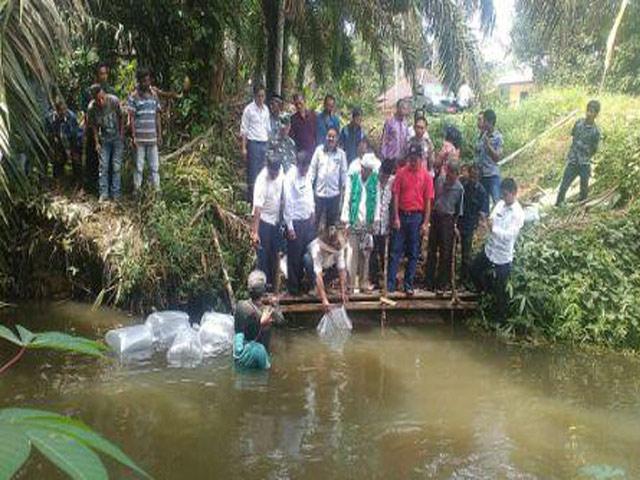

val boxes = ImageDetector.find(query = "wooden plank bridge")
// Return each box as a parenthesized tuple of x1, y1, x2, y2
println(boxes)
(277, 289, 478, 314)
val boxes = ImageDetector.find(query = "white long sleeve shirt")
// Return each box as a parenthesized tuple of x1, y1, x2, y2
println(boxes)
(252, 167, 284, 226)
(283, 166, 315, 230)
(240, 101, 271, 142)
(309, 145, 348, 198)
(484, 199, 525, 265)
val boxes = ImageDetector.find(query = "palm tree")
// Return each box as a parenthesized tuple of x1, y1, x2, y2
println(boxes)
(0, 0, 82, 223)
(264, 0, 496, 97)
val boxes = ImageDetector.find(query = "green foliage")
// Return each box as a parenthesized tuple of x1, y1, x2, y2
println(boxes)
(0, 324, 106, 357)
(513, 0, 640, 95)
(428, 87, 586, 162)
(509, 207, 640, 349)
(0, 408, 149, 479)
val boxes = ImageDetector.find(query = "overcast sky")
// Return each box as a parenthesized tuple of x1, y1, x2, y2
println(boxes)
(478, 0, 516, 64)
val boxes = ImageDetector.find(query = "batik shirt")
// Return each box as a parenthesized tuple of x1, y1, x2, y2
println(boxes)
(567, 119, 601, 165)
(475, 130, 503, 178)
(269, 135, 297, 172)
(381, 116, 410, 161)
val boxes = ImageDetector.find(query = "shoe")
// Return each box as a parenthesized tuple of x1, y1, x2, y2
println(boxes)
(98, 194, 109, 203)
(404, 288, 415, 296)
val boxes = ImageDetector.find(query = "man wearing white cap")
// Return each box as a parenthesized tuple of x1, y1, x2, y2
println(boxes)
(340, 139, 381, 292)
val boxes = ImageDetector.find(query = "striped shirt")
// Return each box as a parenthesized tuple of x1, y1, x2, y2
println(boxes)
(128, 91, 160, 144)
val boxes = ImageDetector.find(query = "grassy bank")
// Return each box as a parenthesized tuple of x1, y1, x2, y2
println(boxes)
(460, 88, 640, 351)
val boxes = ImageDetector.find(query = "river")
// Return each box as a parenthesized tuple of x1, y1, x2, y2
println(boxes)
(1, 302, 639, 479)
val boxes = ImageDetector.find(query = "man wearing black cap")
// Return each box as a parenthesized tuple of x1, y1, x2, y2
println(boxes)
(339, 107, 366, 165)
(251, 151, 285, 291)
(269, 94, 284, 139)
(387, 143, 434, 295)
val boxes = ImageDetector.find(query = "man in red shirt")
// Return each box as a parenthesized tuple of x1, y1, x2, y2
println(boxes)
(387, 143, 434, 294)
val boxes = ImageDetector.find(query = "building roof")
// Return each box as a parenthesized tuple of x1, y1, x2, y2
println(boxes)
(496, 68, 534, 86)
(377, 68, 442, 112)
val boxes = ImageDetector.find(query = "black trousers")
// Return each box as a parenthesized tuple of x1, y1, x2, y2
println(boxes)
(470, 250, 512, 322)
(425, 212, 455, 290)
(286, 217, 316, 294)
(315, 195, 340, 231)
(556, 162, 590, 205)
(369, 234, 389, 288)
(84, 134, 99, 194)
(460, 229, 475, 285)
(257, 220, 280, 289)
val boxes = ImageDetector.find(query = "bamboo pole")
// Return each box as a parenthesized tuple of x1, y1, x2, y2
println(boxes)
(211, 225, 236, 311)
(497, 110, 579, 167)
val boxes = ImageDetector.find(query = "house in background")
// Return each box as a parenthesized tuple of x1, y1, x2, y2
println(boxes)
(377, 68, 444, 114)
(496, 69, 535, 105)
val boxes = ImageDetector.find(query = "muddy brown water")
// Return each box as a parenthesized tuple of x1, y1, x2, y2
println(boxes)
(1, 302, 639, 479)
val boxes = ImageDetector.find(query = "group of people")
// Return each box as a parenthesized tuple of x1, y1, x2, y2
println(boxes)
(240, 84, 539, 319)
(45, 64, 166, 201)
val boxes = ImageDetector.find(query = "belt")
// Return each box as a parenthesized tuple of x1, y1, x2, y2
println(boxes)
(400, 210, 423, 215)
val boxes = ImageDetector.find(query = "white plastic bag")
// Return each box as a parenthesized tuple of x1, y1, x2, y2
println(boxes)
(198, 312, 234, 357)
(145, 311, 190, 347)
(317, 306, 353, 346)
(167, 326, 203, 367)
(105, 324, 153, 356)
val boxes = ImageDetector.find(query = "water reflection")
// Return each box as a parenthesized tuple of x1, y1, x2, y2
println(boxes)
(1, 302, 639, 479)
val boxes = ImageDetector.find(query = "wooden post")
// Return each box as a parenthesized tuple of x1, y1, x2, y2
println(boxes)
(212, 226, 236, 311)
(451, 228, 460, 306)
(381, 236, 390, 328)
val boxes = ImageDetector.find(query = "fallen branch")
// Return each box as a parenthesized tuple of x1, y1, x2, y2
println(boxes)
(211, 225, 236, 310)
(162, 125, 216, 163)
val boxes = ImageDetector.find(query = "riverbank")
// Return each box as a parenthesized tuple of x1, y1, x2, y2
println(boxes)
(2, 87, 640, 350)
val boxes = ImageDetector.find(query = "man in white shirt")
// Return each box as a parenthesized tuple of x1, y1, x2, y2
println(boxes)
(303, 226, 349, 311)
(241, 84, 271, 203)
(471, 177, 525, 322)
(340, 144, 380, 292)
(284, 151, 316, 295)
(252, 152, 284, 291)
(309, 126, 348, 231)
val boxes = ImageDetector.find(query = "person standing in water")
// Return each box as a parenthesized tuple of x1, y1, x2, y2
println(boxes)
(233, 270, 284, 370)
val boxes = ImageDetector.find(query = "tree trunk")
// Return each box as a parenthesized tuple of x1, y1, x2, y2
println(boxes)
(209, 44, 225, 106)
(273, 0, 285, 96)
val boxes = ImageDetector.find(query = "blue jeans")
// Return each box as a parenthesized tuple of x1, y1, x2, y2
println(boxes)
(134, 143, 160, 191)
(247, 140, 267, 203)
(387, 212, 423, 292)
(98, 138, 123, 198)
(481, 175, 501, 207)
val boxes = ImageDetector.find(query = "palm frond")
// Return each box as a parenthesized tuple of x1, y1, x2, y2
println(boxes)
(0, 0, 82, 222)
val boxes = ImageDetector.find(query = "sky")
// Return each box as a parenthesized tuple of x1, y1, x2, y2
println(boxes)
(478, 0, 516, 64)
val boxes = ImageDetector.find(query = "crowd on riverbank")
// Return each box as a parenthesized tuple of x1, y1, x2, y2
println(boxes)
(241, 84, 602, 321)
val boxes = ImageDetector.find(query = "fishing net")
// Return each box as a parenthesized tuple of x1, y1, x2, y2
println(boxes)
(317, 306, 353, 349)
